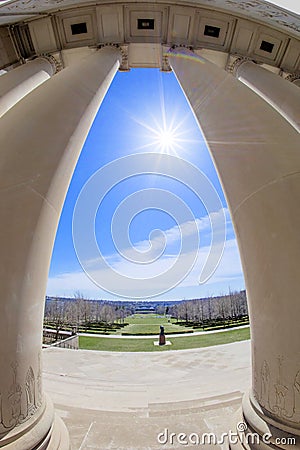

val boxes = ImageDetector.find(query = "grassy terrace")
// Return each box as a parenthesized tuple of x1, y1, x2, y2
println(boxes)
(115, 313, 194, 335)
(79, 327, 250, 352)
(45, 313, 249, 337)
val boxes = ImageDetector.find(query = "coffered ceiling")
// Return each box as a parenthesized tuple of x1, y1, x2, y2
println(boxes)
(0, 0, 299, 74)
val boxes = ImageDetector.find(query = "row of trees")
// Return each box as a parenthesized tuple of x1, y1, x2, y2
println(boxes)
(169, 290, 248, 324)
(44, 292, 133, 332)
(44, 290, 248, 333)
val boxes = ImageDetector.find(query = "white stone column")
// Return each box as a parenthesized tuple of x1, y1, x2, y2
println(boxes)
(233, 59, 300, 132)
(0, 56, 57, 117)
(168, 47, 300, 449)
(0, 46, 121, 449)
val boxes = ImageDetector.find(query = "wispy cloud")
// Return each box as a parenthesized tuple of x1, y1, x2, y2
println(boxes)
(47, 208, 244, 299)
(47, 237, 243, 299)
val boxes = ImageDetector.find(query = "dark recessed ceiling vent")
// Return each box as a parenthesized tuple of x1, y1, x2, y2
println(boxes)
(13, 24, 35, 58)
(204, 25, 221, 38)
(260, 40, 274, 53)
(137, 19, 155, 30)
(71, 22, 88, 35)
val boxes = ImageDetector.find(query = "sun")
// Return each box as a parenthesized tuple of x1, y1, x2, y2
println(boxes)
(155, 127, 178, 153)
(131, 112, 197, 156)
(127, 76, 200, 156)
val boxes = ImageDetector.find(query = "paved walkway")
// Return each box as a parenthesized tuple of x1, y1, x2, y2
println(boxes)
(43, 340, 251, 449)
(79, 324, 250, 339)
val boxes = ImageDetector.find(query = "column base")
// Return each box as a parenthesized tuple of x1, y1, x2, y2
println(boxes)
(0, 394, 70, 449)
(46, 413, 70, 450)
(229, 392, 300, 449)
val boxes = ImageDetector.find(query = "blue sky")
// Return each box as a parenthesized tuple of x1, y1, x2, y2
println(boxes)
(47, 68, 245, 301)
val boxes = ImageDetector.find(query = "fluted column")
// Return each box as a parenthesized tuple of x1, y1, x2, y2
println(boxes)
(0, 56, 57, 117)
(168, 47, 300, 448)
(233, 59, 300, 132)
(0, 46, 121, 449)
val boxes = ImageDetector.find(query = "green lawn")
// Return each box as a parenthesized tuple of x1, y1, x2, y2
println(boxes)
(79, 327, 250, 352)
(115, 313, 193, 335)
(124, 314, 178, 324)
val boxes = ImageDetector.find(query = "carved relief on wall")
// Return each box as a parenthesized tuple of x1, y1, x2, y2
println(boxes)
(293, 371, 300, 419)
(256, 356, 300, 424)
(224, 1, 300, 33)
(260, 360, 270, 409)
(0, 363, 22, 434)
(272, 357, 290, 418)
(0, 361, 41, 436)
(36, 351, 42, 408)
(253, 363, 259, 400)
(8, 362, 22, 426)
(25, 367, 36, 416)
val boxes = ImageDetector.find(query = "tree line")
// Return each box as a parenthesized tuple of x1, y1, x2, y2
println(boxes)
(44, 290, 248, 334)
(44, 292, 133, 333)
(168, 290, 248, 325)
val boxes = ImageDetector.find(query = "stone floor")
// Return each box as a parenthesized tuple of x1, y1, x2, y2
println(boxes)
(43, 340, 251, 449)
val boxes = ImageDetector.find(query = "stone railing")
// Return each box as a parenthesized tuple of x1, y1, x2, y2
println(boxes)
(43, 328, 79, 349)
(51, 334, 79, 350)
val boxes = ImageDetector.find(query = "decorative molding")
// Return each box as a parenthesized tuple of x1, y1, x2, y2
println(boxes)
(119, 44, 129, 72)
(161, 53, 171, 72)
(38, 53, 62, 73)
(223, 0, 300, 34)
(170, 44, 194, 51)
(0, 0, 299, 37)
(284, 72, 300, 83)
(97, 43, 129, 71)
(228, 56, 300, 84)
(226, 55, 256, 75)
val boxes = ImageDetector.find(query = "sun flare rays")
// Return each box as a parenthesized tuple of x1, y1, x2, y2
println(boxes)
(129, 106, 200, 156)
